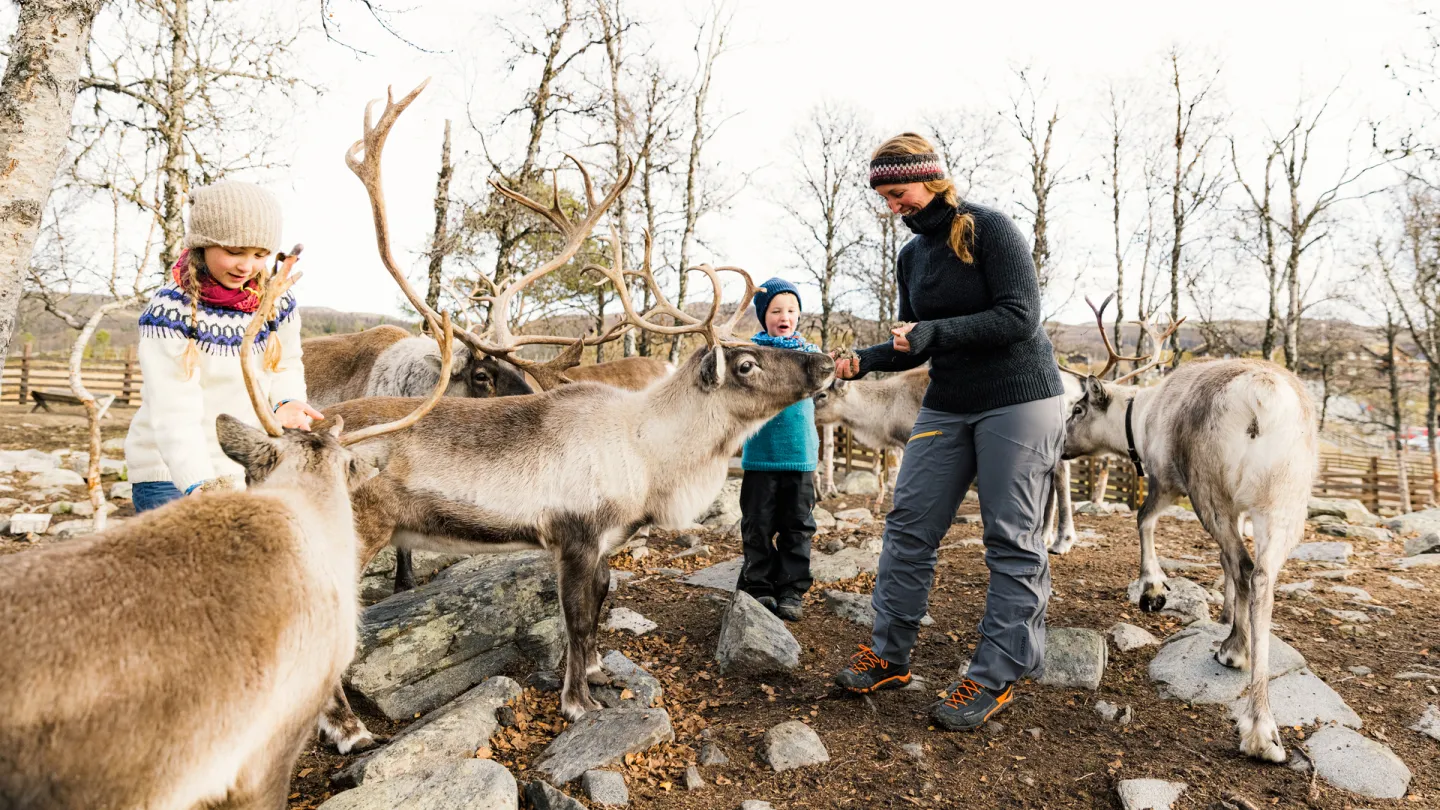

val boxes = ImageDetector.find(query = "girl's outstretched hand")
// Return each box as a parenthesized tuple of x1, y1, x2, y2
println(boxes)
(276, 400, 324, 430)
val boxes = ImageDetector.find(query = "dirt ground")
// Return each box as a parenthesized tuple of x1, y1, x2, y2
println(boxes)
(0, 406, 1435, 809)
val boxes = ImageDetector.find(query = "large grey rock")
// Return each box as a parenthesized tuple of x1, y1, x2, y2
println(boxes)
(319, 760, 518, 810)
(344, 676, 521, 785)
(592, 651, 663, 709)
(1229, 669, 1360, 729)
(346, 551, 560, 721)
(534, 708, 674, 785)
(1304, 725, 1412, 799)
(716, 591, 801, 675)
(27, 469, 84, 488)
(1149, 623, 1306, 704)
(1406, 532, 1440, 557)
(1039, 628, 1107, 690)
(0, 449, 59, 473)
(1318, 524, 1392, 542)
(812, 507, 836, 530)
(1108, 623, 1160, 652)
(833, 507, 874, 525)
(761, 721, 829, 772)
(1395, 553, 1440, 569)
(698, 742, 729, 765)
(810, 547, 880, 583)
(580, 770, 629, 806)
(681, 557, 742, 592)
(823, 590, 931, 627)
(699, 479, 742, 529)
(1411, 704, 1440, 742)
(1387, 506, 1440, 535)
(8, 512, 50, 534)
(525, 780, 585, 810)
(1308, 498, 1373, 523)
(1116, 779, 1187, 810)
(603, 607, 657, 636)
(841, 471, 879, 496)
(1126, 577, 1210, 624)
(1288, 542, 1353, 564)
(108, 481, 132, 501)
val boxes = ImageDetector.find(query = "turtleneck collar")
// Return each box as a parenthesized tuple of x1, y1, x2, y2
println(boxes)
(901, 192, 957, 236)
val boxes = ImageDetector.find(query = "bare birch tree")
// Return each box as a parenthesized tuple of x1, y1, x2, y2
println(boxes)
(0, 0, 107, 360)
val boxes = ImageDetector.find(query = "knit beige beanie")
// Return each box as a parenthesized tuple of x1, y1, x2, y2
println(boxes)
(184, 181, 283, 252)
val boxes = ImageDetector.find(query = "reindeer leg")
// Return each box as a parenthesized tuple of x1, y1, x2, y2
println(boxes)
(393, 548, 417, 593)
(1213, 511, 1254, 667)
(315, 476, 397, 753)
(587, 538, 616, 685)
(1135, 481, 1177, 612)
(873, 449, 887, 510)
(1047, 461, 1078, 555)
(555, 526, 606, 721)
(1236, 508, 1292, 763)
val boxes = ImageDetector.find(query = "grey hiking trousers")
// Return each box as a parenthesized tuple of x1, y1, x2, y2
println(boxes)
(870, 397, 1065, 691)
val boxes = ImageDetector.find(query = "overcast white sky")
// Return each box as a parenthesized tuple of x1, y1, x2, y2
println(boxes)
(36, 0, 1440, 324)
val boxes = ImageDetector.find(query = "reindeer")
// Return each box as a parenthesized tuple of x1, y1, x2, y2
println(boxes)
(303, 325, 531, 409)
(564, 355, 674, 390)
(0, 256, 451, 807)
(312, 82, 835, 739)
(811, 367, 1087, 553)
(1062, 297, 1314, 763)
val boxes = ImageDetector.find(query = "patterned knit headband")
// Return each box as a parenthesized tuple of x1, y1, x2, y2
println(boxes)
(869, 153, 946, 188)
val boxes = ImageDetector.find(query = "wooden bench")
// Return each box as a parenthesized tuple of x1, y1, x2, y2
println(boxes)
(30, 388, 116, 419)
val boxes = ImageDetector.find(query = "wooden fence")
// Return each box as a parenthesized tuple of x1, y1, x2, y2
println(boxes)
(832, 427, 1433, 511)
(1, 344, 142, 407)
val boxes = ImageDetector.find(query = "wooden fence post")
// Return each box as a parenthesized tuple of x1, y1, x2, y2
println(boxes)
(120, 345, 137, 405)
(1364, 456, 1380, 513)
(17, 342, 31, 405)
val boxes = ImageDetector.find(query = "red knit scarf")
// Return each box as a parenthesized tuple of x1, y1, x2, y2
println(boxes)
(171, 249, 262, 313)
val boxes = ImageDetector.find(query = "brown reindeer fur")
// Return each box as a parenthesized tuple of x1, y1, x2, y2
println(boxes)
(0, 419, 363, 809)
(303, 324, 411, 408)
(563, 356, 673, 391)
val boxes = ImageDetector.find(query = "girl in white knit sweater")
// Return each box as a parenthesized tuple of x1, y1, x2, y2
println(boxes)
(126, 181, 323, 512)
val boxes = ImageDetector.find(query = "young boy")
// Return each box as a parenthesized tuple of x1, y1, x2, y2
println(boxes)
(736, 278, 821, 621)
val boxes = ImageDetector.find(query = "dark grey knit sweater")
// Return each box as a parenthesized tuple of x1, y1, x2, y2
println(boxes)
(856, 195, 1064, 414)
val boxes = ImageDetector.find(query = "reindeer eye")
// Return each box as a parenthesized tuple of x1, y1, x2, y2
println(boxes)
(738, 360, 757, 375)
(1071, 404, 1084, 416)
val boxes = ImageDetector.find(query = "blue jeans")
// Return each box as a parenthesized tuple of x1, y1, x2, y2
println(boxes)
(132, 481, 183, 513)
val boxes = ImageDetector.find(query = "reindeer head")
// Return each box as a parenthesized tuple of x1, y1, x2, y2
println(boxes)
(692, 344, 835, 423)
(1061, 375, 1127, 461)
(811, 379, 851, 424)
(217, 414, 370, 494)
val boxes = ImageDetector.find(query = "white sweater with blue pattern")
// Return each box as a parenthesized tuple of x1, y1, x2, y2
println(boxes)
(124, 281, 307, 491)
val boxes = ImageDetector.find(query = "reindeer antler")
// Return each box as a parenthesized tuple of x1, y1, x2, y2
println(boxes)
(1113, 316, 1185, 384)
(338, 78, 454, 442)
(1063, 293, 1185, 383)
(240, 247, 304, 437)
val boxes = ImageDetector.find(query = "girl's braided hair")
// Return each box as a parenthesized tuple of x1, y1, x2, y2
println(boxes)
(178, 248, 284, 380)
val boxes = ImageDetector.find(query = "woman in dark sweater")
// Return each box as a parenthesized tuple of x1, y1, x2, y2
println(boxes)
(833, 133, 1065, 731)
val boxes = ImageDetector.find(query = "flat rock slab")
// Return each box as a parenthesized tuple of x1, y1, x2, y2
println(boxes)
(1386, 507, 1440, 534)
(535, 709, 674, 785)
(1388, 575, 1425, 590)
(1405, 532, 1440, 556)
(26, 469, 84, 488)
(1410, 704, 1440, 742)
(1127, 577, 1210, 624)
(525, 780, 585, 810)
(580, 770, 629, 806)
(1117, 779, 1187, 810)
(1039, 627, 1107, 690)
(319, 760, 517, 810)
(345, 676, 522, 785)
(810, 547, 881, 583)
(1149, 623, 1306, 704)
(0, 450, 60, 473)
(1318, 524, 1392, 542)
(1304, 725, 1412, 800)
(604, 607, 657, 636)
(1229, 669, 1359, 729)
(1395, 553, 1440, 570)
(761, 720, 829, 772)
(1289, 542, 1353, 564)
(592, 650, 663, 709)
(1308, 498, 1373, 523)
(716, 591, 801, 675)
(347, 551, 560, 721)
(681, 557, 742, 592)
(1109, 623, 1160, 652)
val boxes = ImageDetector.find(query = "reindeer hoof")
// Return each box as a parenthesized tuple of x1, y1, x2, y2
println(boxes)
(1138, 591, 1167, 613)
(587, 667, 613, 686)
(561, 695, 603, 722)
(334, 729, 385, 755)
(1239, 724, 1286, 763)
(393, 577, 416, 594)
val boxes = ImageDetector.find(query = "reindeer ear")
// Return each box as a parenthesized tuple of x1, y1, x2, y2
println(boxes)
(699, 345, 726, 390)
(1083, 375, 1110, 409)
(216, 414, 281, 482)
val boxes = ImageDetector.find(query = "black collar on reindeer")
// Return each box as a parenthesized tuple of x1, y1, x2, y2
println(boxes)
(1125, 397, 1145, 478)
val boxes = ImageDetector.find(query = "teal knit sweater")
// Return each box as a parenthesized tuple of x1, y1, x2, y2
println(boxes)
(741, 333, 820, 472)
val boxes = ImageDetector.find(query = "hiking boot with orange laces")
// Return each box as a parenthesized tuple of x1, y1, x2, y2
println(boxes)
(834, 645, 911, 693)
(931, 679, 1014, 731)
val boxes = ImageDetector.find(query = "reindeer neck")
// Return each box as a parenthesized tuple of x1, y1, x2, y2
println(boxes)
(637, 374, 749, 469)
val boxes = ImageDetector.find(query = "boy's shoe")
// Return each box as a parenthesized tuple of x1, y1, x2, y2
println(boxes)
(834, 645, 911, 693)
(755, 595, 778, 613)
(930, 679, 1014, 731)
(776, 595, 803, 622)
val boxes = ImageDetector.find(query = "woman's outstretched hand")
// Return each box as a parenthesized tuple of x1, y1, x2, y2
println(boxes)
(891, 322, 916, 353)
(831, 351, 860, 380)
